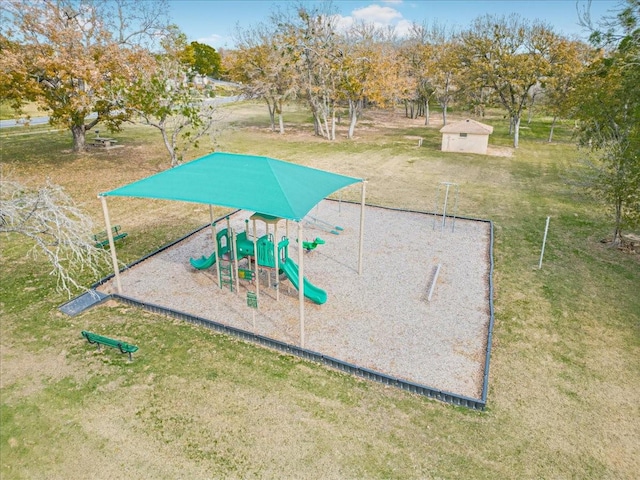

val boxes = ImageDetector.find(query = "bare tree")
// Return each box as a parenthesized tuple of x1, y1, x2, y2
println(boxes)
(0, 178, 108, 296)
(278, 2, 343, 140)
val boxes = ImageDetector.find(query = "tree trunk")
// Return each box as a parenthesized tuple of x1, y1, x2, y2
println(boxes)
(548, 116, 557, 143)
(513, 115, 521, 149)
(71, 124, 86, 152)
(347, 99, 358, 139)
(527, 102, 535, 125)
(266, 100, 276, 132)
(424, 100, 430, 126)
(612, 200, 623, 246)
(157, 120, 179, 167)
(442, 104, 448, 126)
(277, 99, 284, 134)
(313, 114, 320, 136)
(331, 110, 336, 141)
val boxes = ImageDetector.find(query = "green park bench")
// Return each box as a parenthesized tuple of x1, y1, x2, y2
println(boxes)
(93, 225, 127, 248)
(81, 330, 139, 361)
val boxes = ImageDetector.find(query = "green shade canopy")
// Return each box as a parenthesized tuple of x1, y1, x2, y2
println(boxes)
(101, 152, 362, 221)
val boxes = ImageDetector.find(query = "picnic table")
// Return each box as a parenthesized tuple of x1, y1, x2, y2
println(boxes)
(89, 130, 121, 149)
(91, 136, 117, 147)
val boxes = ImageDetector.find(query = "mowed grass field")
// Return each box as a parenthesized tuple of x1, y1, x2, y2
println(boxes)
(1, 102, 639, 479)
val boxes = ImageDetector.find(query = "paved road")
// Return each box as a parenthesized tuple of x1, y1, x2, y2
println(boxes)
(0, 116, 53, 128)
(0, 96, 242, 129)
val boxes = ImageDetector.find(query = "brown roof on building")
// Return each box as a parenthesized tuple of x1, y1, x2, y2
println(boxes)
(439, 119, 494, 135)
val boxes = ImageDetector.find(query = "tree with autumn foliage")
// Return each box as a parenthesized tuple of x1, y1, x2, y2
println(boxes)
(398, 24, 434, 123)
(431, 38, 463, 126)
(543, 38, 593, 142)
(460, 14, 561, 148)
(228, 22, 297, 134)
(0, 0, 169, 152)
(338, 23, 402, 138)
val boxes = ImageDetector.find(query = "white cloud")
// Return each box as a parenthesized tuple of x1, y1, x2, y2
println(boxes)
(394, 18, 414, 37)
(197, 34, 227, 48)
(333, 3, 413, 37)
(352, 5, 402, 24)
(332, 14, 355, 33)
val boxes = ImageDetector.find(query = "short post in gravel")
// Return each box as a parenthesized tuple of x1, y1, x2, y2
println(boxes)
(433, 182, 459, 232)
(247, 290, 258, 329)
(427, 264, 442, 302)
(538, 216, 551, 269)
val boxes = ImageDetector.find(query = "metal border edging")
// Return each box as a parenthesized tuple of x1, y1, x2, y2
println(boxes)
(110, 294, 487, 410)
(481, 221, 496, 406)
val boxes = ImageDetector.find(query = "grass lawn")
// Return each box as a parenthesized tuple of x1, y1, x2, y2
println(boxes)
(0, 101, 50, 121)
(1, 102, 638, 479)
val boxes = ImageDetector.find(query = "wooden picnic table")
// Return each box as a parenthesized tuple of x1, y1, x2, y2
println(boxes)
(92, 136, 117, 147)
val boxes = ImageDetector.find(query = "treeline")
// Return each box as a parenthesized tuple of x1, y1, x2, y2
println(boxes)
(222, 3, 595, 147)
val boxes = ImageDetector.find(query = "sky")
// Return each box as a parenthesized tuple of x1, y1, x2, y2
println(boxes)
(168, 0, 620, 49)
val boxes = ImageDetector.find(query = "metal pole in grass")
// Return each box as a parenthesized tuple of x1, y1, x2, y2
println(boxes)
(539, 216, 551, 269)
(433, 182, 458, 232)
(441, 183, 451, 231)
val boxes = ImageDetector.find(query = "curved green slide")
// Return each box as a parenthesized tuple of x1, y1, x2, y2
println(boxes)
(281, 257, 327, 304)
(190, 253, 216, 270)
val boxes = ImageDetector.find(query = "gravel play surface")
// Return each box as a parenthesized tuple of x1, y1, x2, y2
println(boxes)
(99, 200, 492, 399)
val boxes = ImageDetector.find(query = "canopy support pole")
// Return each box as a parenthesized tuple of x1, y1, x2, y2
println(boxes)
(358, 181, 367, 275)
(209, 207, 221, 288)
(274, 222, 279, 301)
(232, 229, 240, 294)
(99, 196, 122, 294)
(266, 224, 271, 288)
(298, 221, 305, 348)
(252, 218, 259, 306)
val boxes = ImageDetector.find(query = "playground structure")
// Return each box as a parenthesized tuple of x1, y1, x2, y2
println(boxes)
(189, 213, 328, 305)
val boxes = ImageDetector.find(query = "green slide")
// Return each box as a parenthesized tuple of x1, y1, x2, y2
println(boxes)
(281, 257, 327, 305)
(190, 252, 217, 270)
(190, 228, 251, 270)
